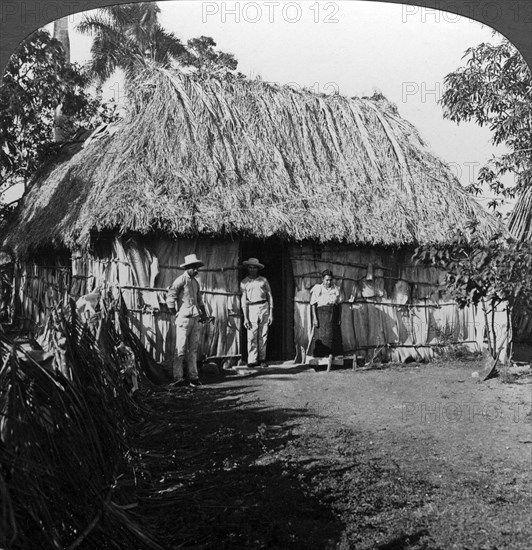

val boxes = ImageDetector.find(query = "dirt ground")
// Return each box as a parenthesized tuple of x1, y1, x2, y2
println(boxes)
(134, 357, 532, 549)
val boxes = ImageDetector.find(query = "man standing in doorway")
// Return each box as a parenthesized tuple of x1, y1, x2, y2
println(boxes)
(167, 253, 208, 387)
(240, 257, 273, 368)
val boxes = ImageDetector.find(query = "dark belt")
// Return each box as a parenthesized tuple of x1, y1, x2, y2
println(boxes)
(249, 300, 268, 305)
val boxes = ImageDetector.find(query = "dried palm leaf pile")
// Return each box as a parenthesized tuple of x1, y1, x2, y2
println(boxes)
(0, 295, 166, 550)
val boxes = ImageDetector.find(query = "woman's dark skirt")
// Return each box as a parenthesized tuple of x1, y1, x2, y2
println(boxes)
(310, 304, 343, 357)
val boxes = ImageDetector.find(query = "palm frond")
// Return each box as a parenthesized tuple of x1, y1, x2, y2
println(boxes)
(0, 295, 165, 549)
(76, 12, 115, 35)
(76, 4, 179, 85)
(152, 28, 188, 65)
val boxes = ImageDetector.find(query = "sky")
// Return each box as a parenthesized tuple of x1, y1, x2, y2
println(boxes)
(43, 0, 513, 213)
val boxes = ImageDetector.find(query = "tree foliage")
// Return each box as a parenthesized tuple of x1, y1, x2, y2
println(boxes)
(414, 225, 532, 357)
(186, 36, 239, 76)
(77, 3, 190, 84)
(440, 39, 532, 209)
(0, 29, 117, 215)
(77, 5, 240, 86)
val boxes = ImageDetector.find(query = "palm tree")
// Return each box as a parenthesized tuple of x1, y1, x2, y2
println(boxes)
(53, 16, 71, 142)
(77, 3, 190, 85)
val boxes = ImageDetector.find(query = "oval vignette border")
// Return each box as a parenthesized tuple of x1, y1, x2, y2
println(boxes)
(0, 0, 531, 79)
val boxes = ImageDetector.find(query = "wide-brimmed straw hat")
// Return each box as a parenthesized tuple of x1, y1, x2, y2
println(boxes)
(242, 257, 264, 269)
(180, 253, 204, 269)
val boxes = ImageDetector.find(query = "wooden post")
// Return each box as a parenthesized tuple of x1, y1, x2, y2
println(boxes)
(282, 241, 295, 360)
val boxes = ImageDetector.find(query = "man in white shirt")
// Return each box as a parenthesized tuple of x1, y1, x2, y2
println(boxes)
(240, 257, 273, 368)
(167, 253, 208, 386)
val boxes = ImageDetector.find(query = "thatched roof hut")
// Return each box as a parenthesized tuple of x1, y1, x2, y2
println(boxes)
(2, 67, 503, 365)
(3, 67, 497, 255)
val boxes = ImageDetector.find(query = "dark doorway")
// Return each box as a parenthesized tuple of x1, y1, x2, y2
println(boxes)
(240, 238, 294, 361)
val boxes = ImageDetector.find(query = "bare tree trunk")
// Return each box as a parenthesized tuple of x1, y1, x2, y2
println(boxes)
(491, 302, 497, 357)
(53, 17, 70, 142)
(506, 306, 513, 371)
(481, 298, 493, 358)
(54, 16, 70, 60)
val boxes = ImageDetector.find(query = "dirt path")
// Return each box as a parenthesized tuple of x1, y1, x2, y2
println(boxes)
(136, 360, 532, 549)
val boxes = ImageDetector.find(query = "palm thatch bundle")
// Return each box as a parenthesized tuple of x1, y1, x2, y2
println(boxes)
(509, 186, 532, 242)
(3, 67, 498, 257)
(0, 298, 165, 550)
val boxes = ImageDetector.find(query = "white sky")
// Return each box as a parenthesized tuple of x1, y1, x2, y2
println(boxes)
(40, 1, 514, 214)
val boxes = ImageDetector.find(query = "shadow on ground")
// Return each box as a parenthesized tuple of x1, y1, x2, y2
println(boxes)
(130, 384, 342, 549)
(512, 341, 532, 363)
(126, 362, 532, 550)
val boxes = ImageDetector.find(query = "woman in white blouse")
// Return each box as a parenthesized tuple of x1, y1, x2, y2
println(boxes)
(309, 269, 344, 371)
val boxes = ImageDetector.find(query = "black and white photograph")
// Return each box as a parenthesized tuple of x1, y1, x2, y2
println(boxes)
(1, 0, 531, 548)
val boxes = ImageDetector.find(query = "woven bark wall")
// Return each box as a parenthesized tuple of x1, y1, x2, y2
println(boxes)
(14, 237, 241, 364)
(99, 237, 241, 364)
(13, 240, 508, 364)
(290, 244, 506, 362)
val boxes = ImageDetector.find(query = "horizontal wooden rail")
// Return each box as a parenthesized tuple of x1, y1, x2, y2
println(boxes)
(289, 256, 393, 270)
(294, 299, 460, 308)
(344, 340, 479, 352)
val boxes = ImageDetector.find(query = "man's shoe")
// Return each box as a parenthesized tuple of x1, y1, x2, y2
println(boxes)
(247, 362, 259, 368)
(258, 361, 268, 368)
(189, 379, 203, 387)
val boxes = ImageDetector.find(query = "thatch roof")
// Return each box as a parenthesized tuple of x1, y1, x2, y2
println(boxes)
(509, 187, 532, 242)
(3, 67, 500, 256)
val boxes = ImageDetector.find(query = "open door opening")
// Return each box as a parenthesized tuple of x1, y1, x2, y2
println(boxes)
(239, 238, 294, 362)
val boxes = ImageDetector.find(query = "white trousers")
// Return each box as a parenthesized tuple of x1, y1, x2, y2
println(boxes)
(173, 316, 201, 381)
(247, 303, 270, 364)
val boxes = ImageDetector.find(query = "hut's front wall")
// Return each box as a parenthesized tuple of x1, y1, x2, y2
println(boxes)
(290, 244, 507, 362)
(13, 239, 507, 365)
(15, 236, 241, 365)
